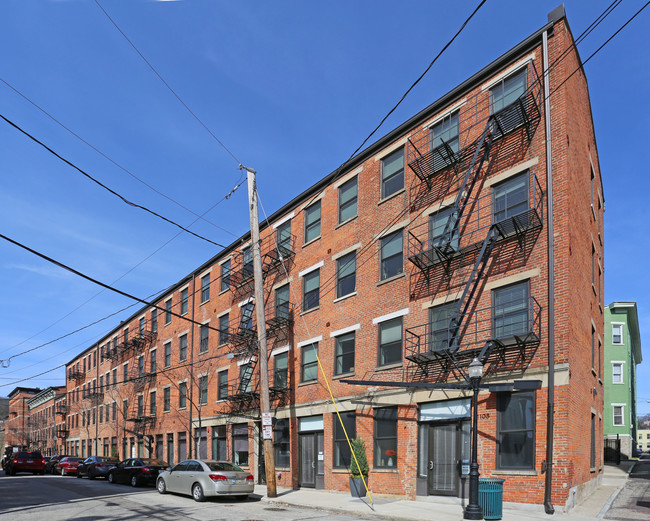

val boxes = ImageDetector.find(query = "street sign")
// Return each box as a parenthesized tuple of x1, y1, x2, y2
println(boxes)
(262, 412, 272, 426)
(262, 425, 273, 440)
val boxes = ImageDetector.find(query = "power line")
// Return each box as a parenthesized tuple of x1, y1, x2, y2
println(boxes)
(0, 113, 230, 249)
(0, 77, 241, 240)
(94, 0, 243, 167)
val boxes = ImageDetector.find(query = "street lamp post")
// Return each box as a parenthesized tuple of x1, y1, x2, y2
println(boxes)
(464, 358, 484, 520)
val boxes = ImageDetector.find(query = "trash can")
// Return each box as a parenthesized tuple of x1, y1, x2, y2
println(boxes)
(478, 478, 505, 520)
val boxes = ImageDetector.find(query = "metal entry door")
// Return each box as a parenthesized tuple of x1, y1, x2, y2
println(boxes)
(299, 432, 324, 488)
(427, 423, 459, 496)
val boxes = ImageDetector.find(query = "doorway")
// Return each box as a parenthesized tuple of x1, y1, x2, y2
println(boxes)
(299, 432, 324, 488)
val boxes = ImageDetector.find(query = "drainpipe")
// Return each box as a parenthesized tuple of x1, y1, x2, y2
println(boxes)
(188, 274, 196, 458)
(542, 28, 555, 515)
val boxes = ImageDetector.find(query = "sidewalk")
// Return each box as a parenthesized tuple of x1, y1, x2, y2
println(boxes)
(254, 462, 635, 521)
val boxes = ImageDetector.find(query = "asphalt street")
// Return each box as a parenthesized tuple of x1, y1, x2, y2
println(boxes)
(0, 473, 371, 521)
(604, 459, 650, 521)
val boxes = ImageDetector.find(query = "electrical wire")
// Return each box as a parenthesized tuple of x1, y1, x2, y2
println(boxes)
(0, 113, 229, 249)
(0, 77, 241, 239)
(94, 0, 243, 167)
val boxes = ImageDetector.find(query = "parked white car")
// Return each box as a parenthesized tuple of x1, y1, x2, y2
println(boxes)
(156, 460, 254, 502)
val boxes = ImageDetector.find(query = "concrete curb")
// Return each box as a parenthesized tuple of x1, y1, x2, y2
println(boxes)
(596, 461, 635, 519)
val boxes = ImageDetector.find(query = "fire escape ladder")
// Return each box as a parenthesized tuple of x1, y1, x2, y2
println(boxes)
(436, 121, 494, 262)
(448, 224, 500, 352)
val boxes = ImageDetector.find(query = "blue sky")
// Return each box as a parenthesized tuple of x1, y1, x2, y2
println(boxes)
(0, 1, 648, 415)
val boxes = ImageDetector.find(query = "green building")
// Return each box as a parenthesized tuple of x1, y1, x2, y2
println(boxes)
(604, 302, 642, 459)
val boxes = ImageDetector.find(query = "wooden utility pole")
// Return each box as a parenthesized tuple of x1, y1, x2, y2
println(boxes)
(244, 166, 277, 498)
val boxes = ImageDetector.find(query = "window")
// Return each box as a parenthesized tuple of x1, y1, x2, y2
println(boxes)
(139, 317, 145, 335)
(112, 402, 116, 422)
(430, 207, 459, 253)
(381, 148, 404, 199)
(232, 423, 249, 466)
(218, 314, 230, 345)
(163, 388, 170, 412)
(123, 362, 128, 383)
(334, 331, 355, 375)
(493, 173, 529, 224)
(167, 433, 174, 466)
(242, 246, 253, 279)
(275, 284, 290, 320)
(164, 342, 171, 368)
(150, 349, 157, 373)
(304, 201, 321, 243)
(590, 413, 596, 470)
(612, 324, 623, 345)
(220, 259, 231, 292)
(490, 68, 527, 114)
(200, 274, 210, 303)
(429, 301, 456, 351)
(180, 288, 189, 315)
(380, 230, 403, 280)
(276, 220, 292, 255)
(239, 363, 253, 393)
(179, 382, 187, 409)
(301, 343, 318, 383)
(612, 363, 623, 384)
(217, 370, 229, 400)
(613, 405, 624, 426)
(150, 391, 156, 416)
(431, 111, 460, 170)
(374, 407, 397, 468)
(303, 270, 320, 311)
(497, 391, 535, 470)
(333, 411, 356, 468)
(336, 252, 356, 298)
(212, 425, 227, 460)
(591, 325, 596, 370)
(274, 351, 289, 388)
(179, 334, 188, 361)
(165, 299, 172, 324)
(379, 317, 402, 366)
(112, 368, 117, 388)
(493, 281, 530, 339)
(137, 395, 143, 417)
(240, 302, 254, 331)
(123, 328, 129, 343)
(151, 309, 157, 333)
(338, 176, 358, 224)
(274, 419, 290, 468)
(199, 324, 209, 353)
(199, 376, 208, 405)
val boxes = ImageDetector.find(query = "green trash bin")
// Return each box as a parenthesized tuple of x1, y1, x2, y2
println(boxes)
(478, 478, 505, 520)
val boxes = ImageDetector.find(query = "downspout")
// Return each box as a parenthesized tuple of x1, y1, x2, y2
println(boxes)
(188, 274, 196, 458)
(542, 28, 555, 515)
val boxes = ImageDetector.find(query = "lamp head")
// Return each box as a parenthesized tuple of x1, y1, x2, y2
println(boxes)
(468, 358, 483, 380)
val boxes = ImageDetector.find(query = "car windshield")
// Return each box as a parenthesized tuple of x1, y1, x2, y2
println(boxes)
(140, 459, 167, 466)
(66, 458, 82, 463)
(98, 458, 118, 463)
(206, 462, 244, 472)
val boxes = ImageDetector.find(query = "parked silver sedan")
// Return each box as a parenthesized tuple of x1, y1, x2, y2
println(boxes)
(156, 460, 254, 502)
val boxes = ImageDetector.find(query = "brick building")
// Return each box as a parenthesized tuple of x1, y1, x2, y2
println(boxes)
(4, 387, 40, 450)
(49, 6, 605, 511)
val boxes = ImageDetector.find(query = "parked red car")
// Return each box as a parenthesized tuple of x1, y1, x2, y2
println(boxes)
(4, 451, 45, 476)
(56, 456, 83, 476)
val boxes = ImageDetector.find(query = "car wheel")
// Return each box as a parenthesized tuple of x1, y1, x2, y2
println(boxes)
(108, 472, 114, 484)
(192, 483, 205, 502)
(235, 495, 248, 501)
(88, 469, 95, 480)
(61, 468, 66, 476)
(76, 471, 82, 478)
(157, 478, 167, 494)
(130, 475, 139, 488)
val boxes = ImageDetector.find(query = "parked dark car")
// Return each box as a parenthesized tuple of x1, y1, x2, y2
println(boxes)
(56, 456, 83, 476)
(108, 458, 168, 487)
(45, 454, 70, 474)
(77, 456, 119, 479)
(4, 451, 45, 476)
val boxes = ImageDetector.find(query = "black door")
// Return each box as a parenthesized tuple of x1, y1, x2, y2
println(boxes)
(299, 432, 324, 488)
(427, 423, 460, 496)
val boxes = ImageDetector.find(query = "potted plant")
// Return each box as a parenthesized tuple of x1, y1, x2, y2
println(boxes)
(349, 437, 369, 497)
